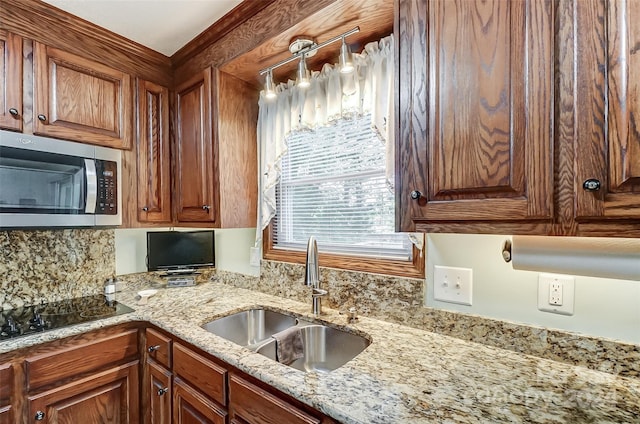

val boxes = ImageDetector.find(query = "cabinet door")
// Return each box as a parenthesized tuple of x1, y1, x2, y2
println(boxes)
(146, 360, 172, 424)
(173, 378, 226, 424)
(175, 67, 217, 223)
(574, 0, 640, 221)
(28, 361, 139, 424)
(137, 79, 171, 222)
(397, 0, 553, 232)
(0, 30, 22, 131)
(0, 362, 12, 424)
(229, 374, 320, 424)
(33, 42, 133, 149)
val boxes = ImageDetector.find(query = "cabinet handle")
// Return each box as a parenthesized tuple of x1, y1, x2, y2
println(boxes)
(37, 114, 47, 122)
(147, 345, 160, 353)
(157, 387, 169, 396)
(582, 179, 601, 192)
(202, 205, 211, 211)
(35, 411, 45, 420)
(8, 107, 19, 117)
(142, 206, 149, 211)
(410, 190, 422, 200)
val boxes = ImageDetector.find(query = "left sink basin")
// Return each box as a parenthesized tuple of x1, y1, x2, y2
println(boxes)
(202, 309, 297, 347)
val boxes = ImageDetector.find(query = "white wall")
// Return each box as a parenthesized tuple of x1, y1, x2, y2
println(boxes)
(115, 228, 259, 277)
(426, 234, 640, 344)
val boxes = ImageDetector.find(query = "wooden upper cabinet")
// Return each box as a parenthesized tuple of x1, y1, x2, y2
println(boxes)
(396, 0, 554, 232)
(137, 79, 171, 223)
(0, 30, 22, 131)
(175, 67, 217, 223)
(33, 42, 133, 149)
(574, 0, 640, 221)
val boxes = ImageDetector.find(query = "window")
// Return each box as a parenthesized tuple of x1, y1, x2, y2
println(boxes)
(264, 114, 424, 278)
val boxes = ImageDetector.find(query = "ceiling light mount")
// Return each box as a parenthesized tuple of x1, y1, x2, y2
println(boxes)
(259, 27, 360, 96)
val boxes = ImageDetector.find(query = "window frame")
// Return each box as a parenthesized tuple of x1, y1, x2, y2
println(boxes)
(263, 225, 425, 279)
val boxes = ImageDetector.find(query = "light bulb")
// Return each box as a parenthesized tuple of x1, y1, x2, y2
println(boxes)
(296, 55, 310, 88)
(264, 70, 276, 99)
(339, 38, 354, 74)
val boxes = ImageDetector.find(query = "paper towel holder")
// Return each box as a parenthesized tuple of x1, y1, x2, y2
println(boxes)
(501, 239, 512, 263)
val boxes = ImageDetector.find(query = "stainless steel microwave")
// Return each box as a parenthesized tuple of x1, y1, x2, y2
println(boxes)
(0, 130, 122, 228)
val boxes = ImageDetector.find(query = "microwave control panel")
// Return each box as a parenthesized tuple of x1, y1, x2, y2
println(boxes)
(96, 160, 117, 215)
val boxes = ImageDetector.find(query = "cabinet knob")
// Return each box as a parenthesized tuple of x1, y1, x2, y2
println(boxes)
(157, 387, 169, 396)
(142, 206, 149, 211)
(582, 179, 601, 192)
(410, 190, 422, 200)
(35, 411, 45, 420)
(147, 344, 160, 353)
(202, 205, 211, 211)
(8, 107, 19, 117)
(37, 114, 47, 122)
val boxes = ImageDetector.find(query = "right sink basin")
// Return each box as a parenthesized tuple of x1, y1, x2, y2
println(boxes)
(255, 323, 370, 373)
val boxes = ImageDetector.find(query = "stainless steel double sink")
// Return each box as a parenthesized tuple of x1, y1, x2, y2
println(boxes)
(202, 308, 370, 373)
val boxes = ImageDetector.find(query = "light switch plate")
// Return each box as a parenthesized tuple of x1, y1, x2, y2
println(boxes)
(433, 265, 473, 306)
(538, 273, 574, 315)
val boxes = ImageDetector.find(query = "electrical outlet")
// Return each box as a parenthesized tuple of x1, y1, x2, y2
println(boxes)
(538, 274, 574, 315)
(249, 247, 261, 267)
(433, 265, 473, 306)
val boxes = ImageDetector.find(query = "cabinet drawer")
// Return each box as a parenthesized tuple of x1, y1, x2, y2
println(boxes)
(0, 363, 12, 405)
(146, 328, 172, 369)
(26, 329, 138, 391)
(229, 374, 320, 424)
(173, 343, 227, 406)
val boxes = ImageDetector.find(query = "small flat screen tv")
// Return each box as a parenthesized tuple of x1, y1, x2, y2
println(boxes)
(147, 230, 215, 272)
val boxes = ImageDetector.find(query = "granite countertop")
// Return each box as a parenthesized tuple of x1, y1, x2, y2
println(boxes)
(2, 278, 639, 423)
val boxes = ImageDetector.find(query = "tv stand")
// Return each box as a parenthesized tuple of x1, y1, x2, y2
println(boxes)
(159, 270, 201, 287)
(159, 269, 201, 277)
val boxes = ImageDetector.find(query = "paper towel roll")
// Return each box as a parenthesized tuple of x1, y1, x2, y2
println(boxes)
(510, 236, 640, 281)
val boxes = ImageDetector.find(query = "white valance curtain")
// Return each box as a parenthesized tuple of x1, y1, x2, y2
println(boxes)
(255, 35, 396, 247)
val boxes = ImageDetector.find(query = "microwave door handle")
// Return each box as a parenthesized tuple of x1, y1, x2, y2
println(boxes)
(84, 159, 97, 213)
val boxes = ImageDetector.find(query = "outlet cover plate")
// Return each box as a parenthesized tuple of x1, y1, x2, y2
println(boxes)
(538, 273, 574, 315)
(433, 265, 473, 306)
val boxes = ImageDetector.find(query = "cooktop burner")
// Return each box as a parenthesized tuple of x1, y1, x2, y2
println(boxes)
(0, 295, 134, 340)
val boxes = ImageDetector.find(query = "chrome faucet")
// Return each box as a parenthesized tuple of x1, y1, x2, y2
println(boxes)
(304, 236, 327, 315)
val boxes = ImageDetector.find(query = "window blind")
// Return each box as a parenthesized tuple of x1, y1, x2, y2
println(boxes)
(273, 114, 412, 260)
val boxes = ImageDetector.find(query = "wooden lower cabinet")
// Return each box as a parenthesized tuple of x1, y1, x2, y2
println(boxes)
(173, 378, 226, 424)
(0, 362, 12, 424)
(147, 360, 172, 424)
(229, 374, 321, 424)
(28, 361, 139, 424)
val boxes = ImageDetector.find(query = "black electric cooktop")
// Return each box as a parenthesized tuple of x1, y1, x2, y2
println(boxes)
(0, 295, 134, 340)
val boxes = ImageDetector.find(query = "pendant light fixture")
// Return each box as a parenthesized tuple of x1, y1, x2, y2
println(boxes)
(339, 37, 354, 73)
(259, 27, 360, 97)
(264, 69, 277, 99)
(296, 53, 311, 88)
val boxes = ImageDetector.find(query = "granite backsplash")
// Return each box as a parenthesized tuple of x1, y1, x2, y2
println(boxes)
(0, 229, 115, 309)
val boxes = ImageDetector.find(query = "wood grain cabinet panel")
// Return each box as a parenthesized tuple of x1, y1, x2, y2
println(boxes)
(25, 328, 138, 392)
(28, 361, 139, 424)
(33, 42, 133, 149)
(146, 360, 172, 424)
(229, 374, 320, 424)
(174, 67, 217, 223)
(173, 378, 227, 424)
(0, 30, 22, 131)
(0, 362, 12, 424)
(173, 342, 227, 407)
(136, 79, 171, 223)
(396, 0, 554, 232)
(146, 327, 172, 369)
(574, 0, 640, 221)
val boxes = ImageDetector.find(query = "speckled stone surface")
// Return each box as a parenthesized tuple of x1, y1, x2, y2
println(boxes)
(1, 277, 639, 424)
(235, 261, 640, 379)
(0, 229, 115, 310)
